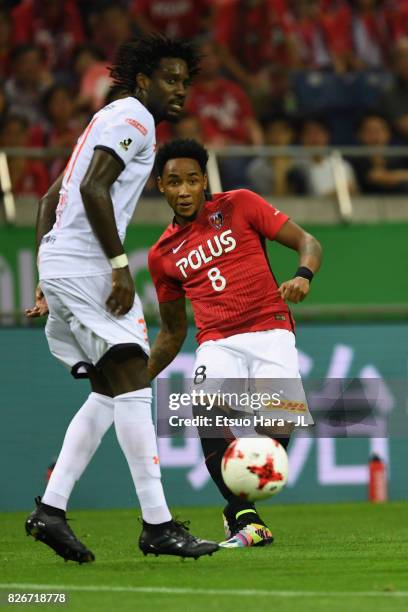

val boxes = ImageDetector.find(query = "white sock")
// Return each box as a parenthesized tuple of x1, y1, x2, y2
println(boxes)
(42, 392, 114, 511)
(114, 388, 172, 524)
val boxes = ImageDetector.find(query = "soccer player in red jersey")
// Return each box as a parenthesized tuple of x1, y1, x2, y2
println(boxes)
(148, 138, 322, 548)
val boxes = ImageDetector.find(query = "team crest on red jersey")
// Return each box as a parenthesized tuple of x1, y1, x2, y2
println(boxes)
(209, 211, 224, 230)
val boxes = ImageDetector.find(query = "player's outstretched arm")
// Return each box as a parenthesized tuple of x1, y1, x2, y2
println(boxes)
(275, 220, 322, 303)
(80, 149, 135, 316)
(148, 297, 188, 380)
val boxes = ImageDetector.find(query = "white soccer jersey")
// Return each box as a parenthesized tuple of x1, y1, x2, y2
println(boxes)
(38, 96, 156, 279)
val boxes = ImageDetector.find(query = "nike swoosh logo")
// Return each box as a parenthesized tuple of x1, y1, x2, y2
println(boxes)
(172, 240, 187, 254)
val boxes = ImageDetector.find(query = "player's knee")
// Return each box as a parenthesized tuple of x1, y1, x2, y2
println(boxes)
(101, 347, 150, 395)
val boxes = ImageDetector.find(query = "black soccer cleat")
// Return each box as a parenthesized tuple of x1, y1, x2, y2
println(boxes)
(25, 497, 95, 564)
(139, 519, 220, 559)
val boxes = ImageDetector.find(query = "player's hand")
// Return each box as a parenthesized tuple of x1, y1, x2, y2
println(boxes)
(106, 267, 135, 316)
(25, 285, 49, 318)
(278, 277, 310, 303)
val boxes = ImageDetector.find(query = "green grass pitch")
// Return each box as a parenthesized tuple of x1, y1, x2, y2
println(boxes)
(1, 502, 407, 612)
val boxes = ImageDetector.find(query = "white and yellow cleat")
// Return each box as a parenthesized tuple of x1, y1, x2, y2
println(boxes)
(219, 519, 274, 548)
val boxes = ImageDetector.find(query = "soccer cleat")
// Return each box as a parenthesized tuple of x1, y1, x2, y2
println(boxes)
(219, 521, 274, 548)
(25, 497, 95, 564)
(139, 519, 220, 559)
(219, 506, 274, 548)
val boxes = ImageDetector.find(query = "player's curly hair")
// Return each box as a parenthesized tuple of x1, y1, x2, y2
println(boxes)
(155, 138, 209, 176)
(109, 35, 200, 93)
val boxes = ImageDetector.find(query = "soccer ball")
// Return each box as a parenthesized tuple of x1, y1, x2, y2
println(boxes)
(221, 438, 288, 501)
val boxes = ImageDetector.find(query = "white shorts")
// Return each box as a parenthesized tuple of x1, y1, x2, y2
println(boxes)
(191, 329, 312, 426)
(41, 274, 149, 377)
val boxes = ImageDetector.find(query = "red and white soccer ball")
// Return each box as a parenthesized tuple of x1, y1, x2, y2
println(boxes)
(221, 438, 289, 501)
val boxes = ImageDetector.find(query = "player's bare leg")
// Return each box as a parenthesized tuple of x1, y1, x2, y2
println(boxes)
(25, 368, 114, 563)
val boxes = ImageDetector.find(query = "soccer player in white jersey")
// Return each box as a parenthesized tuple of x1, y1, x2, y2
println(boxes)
(24, 36, 219, 562)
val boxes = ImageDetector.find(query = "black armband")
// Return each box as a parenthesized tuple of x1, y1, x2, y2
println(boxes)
(294, 266, 314, 282)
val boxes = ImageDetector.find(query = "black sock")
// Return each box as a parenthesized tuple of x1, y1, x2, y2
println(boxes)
(223, 500, 264, 527)
(196, 407, 290, 513)
(193, 403, 236, 502)
(276, 436, 290, 450)
(200, 435, 236, 501)
(39, 502, 66, 519)
(199, 433, 259, 510)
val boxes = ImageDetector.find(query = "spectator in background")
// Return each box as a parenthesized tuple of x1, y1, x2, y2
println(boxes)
(0, 114, 49, 198)
(173, 114, 204, 143)
(0, 81, 9, 118)
(292, 116, 357, 196)
(352, 113, 408, 193)
(0, 9, 12, 79)
(380, 37, 408, 143)
(41, 83, 83, 181)
(186, 38, 263, 189)
(247, 114, 297, 195)
(349, 0, 389, 70)
(287, 0, 335, 70)
(186, 39, 263, 147)
(288, 0, 390, 73)
(156, 111, 203, 148)
(5, 44, 52, 125)
(131, 0, 213, 40)
(318, 0, 352, 73)
(72, 44, 111, 113)
(386, 0, 408, 40)
(11, 0, 84, 74)
(91, 3, 135, 63)
(215, 0, 296, 114)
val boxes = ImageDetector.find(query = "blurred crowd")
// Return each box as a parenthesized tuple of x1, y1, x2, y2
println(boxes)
(1, 0, 408, 199)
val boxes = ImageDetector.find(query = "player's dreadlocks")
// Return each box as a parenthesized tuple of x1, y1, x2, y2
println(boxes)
(109, 35, 200, 94)
(155, 138, 209, 176)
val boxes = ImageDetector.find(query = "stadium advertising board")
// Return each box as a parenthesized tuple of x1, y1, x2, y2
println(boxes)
(1, 224, 408, 321)
(0, 324, 406, 511)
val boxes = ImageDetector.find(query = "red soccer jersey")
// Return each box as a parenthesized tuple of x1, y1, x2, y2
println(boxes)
(186, 78, 255, 144)
(12, 159, 49, 198)
(131, 0, 211, 39)
(12, 0, 84, 70)
(148, 189, 294, 345)
(215, 0, 293, 71)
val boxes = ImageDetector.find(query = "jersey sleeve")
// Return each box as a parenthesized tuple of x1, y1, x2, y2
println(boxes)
(237, 189, 289, 240)
(148, 247, 185, 303)
(94, 113, 150, 168)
